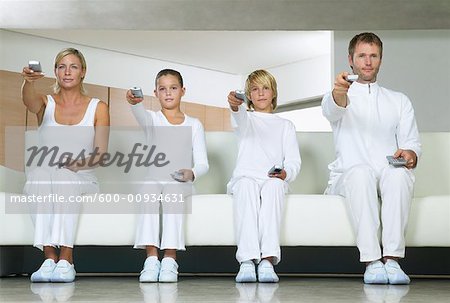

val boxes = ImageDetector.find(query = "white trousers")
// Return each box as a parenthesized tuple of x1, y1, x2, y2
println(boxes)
(231, 177, 286, 265)
(24, 167, 98, 250)
(327, 164, 414, 262)
(134, 183, 188, 251)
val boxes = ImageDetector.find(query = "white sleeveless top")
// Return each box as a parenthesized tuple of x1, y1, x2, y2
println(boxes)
(37, 95, 100, 174)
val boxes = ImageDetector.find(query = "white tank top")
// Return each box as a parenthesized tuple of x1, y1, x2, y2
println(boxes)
(37, 95, 100, 172)
(40, 95, 99, 127)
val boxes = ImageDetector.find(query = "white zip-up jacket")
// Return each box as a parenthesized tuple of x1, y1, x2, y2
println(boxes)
(322, 81, 421, 186)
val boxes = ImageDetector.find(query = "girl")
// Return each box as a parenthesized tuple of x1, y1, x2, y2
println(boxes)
(126, 69, 209, 282)
(227, 70, 301, 283)
(22, 48, 109, 283)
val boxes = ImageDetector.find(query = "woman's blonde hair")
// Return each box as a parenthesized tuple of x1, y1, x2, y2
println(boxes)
(244, 69, 278, 110)
(53, 48, 87, 95)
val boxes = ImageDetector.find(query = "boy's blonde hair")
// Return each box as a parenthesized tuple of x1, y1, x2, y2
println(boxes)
(244, 69, 278, 110)
(53, 48, 87, 95)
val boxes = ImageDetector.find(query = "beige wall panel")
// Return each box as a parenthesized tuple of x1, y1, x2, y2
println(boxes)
(84, 83, 109, 104)
(109, 87, 137, 127)
(0, 71, 28, 169)
(1, 71, 27, 127)
(205, 106, 224, 131)
(184, 102, 205, 126)
(223, 108, 232, 131)
(109, 87, 154, 127)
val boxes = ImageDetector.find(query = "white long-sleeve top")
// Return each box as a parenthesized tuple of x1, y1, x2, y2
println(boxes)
(321, 81, 421, 185)
(228, 104, 301, 189)
(131, 103, 209, 180)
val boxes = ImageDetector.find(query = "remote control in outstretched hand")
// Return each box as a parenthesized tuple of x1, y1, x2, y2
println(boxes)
(346, 74, 358, 82)
(130, 87, 144, 98)
(28, 60, 42, 73)
(235, 90, 246, 101)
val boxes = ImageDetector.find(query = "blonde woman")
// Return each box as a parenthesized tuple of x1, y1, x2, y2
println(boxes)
(21, 48, 109, 282)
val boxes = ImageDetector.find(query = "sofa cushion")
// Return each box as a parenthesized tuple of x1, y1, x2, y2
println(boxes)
(1, 193, 449, 247)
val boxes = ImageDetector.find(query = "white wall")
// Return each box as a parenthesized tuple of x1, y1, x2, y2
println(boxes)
(268, 54, 331, 103)
(333, 30, 450, 132)
(276, 107, 331, 132)
(0, 30, 240, 108)
(268, 53, 331, 132)
(0, 30, 332, 109)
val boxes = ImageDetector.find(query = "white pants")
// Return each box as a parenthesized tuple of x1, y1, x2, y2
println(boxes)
(134, 182, 189, 251)
(231, 177, 286, 265)
(24, 167, 98, 250)
(327, 164, 414, 262)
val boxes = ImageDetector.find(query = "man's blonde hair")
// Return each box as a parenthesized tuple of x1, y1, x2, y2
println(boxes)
(53, 48, 87, 95)
(245, 69, 278, 110)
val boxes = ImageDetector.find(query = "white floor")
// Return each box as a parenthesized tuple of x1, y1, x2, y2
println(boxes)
(1, 276, 449, 302)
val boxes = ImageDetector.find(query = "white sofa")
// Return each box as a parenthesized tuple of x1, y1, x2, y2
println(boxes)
(1, 132, 449, 274)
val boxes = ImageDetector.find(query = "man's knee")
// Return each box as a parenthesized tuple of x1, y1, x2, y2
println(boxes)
(381, 166, 414, 191)
(383, 166, 412, 183)
(233, 177, 259, 193)
(261, 178, 285, 195)
(345, 164, 377, 185)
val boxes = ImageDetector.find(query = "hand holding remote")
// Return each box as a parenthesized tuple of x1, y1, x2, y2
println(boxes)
(228, 90, 244, 112)
(268, 165, 286, 180)
(332, 72, 353, 108)
(393, 149, 417, 169)
(22, 60, 45, 83)
(171, 169, 194, 182)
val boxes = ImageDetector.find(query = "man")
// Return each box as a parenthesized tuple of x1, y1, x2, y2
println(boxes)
(321, 32, 421, 284)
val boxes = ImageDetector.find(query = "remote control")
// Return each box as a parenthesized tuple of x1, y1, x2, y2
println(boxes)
(28, 60, 42, 73)
(171, 171, 184, 182)
(130, 87, 144, 98)
(268, 165, 283, 175)
(235, 90, 246, 101)
(386, 156, 407, 167)
(346, 74, 358, 82)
